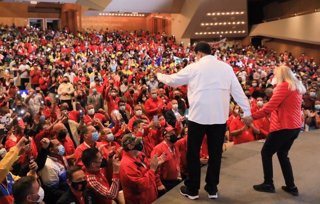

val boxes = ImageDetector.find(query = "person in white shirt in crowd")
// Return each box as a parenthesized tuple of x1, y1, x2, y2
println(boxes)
(25, 88, 44, 117)
(38, 139, 68, 204)
(58, 76, 75, 111)
(18, 59, 30, 90)
(156, 41, 251, 200)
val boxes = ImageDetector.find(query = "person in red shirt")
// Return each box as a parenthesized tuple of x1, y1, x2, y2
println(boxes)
(30, 63, 41, 89)
(81, 148, 120, 204)
(74, 125, 100, 167)
(106, 88, 120, 115)
(132, 119, 161, 158)
(229, 105, 256, 144)
(245, 65, 306, 196)
(127, 105, 150, 131)
(175, 127, 188, 178)
(151, 126, 181, 194)
(54, 123, 76, 163)
(252, 97, 270, 140)
(119, 133, 164, 204)
(144, 89, 164, 119)
(83, 105, 107, 125)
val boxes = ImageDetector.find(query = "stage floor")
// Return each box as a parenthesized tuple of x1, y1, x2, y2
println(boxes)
(154, 129, 320, 204)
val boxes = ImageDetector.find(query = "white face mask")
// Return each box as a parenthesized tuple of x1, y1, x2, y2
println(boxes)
(135, 110, 143, 116)
(88, 109, 95, 115)
(172, 104, 178, 110)
(257, 101, 264, 107)
(106, 133, 114, 142)
(34, 187, 45, 203)
(119, 106, 126, 111)
(315, 105, 320, 110)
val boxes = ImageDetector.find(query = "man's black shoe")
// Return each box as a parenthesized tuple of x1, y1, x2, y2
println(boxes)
(180, 185, 199, 200)
(282, 186, 299, 196)
(253, 183, 275, 193)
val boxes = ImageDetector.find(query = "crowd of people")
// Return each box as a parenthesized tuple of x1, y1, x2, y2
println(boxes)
(0, 25, 319, 204)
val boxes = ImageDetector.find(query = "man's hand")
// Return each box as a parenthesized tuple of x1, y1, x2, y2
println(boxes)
(16, 137, 30, 155)
(29, 160, 38, 173)
(40, 138, 50, 149)
(242, 116, 253, 126)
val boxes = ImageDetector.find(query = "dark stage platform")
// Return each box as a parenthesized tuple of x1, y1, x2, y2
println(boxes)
(154, 130, 320, 204)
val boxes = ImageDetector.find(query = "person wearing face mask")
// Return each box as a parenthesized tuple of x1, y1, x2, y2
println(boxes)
(54, 124, 76, 162)
(229, 106, 256, 145)
(117, 98, 133, 124)
(252, 97, 270, 140)
(41, 97, 58, 123)
(128, 105, 150, 131)
(106, 88, 120, 115)
(57, 166, 92, 204)
(132, 119, 162, 158)
(304, 99, 320, 130)
(165, 99, 185, 128)
(74, 125, 108, 168)
(144, 88, 164, 119)
(87, 88, 104, 112)
(146, 75, 159, 91)
(12, 176, 45, 204)
(37, 139, 68, 204)
(120, 133, 165, 204)
(81, 147, 120, 204)
(57, 76, 75, 111)
(98, 128, 121, 151)
(151, 126, 182, 194)
(83, 105, 106, 126)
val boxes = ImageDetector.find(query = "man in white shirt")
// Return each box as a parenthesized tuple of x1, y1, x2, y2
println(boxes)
(18, 59, 30, 90)
(156, 42, 252, 200)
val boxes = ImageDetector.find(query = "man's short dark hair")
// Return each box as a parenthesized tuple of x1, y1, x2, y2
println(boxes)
(12, 176, 36, 204)
(194, 41, 211, 55)
(81, 147, 99, 168)
(67, 165, 82, 181)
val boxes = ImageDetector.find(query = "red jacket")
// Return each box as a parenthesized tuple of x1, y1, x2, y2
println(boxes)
(229, 116, 255, 145)
(151, 141, 180, 186)
(252, 82, 303, 133)
(175, 136, 187, 176)
(144, 97, 164, 119)
(119, 151, 157, 204)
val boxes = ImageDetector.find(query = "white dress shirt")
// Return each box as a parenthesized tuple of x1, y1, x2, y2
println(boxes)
(157, 55, 251, 125)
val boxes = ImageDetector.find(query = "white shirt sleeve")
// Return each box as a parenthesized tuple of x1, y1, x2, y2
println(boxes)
(156, 65, 192, 87)
(230, 71, 251, 117)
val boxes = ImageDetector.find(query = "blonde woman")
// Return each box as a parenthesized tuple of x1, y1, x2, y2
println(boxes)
(245, 65, 306, 196)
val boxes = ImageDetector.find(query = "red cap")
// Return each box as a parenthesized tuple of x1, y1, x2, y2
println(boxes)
(163, 125, 174, 135)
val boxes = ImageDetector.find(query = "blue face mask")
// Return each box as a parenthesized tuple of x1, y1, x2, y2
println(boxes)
(92, 132, 99, 142)
(57, 145, 65, 156)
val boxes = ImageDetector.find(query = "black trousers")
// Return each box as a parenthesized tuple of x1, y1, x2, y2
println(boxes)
(261, 128, 300, 187)
(184, 120, 226, 193)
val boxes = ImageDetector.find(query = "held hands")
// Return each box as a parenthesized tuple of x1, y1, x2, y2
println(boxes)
(242, 115, 253, 127)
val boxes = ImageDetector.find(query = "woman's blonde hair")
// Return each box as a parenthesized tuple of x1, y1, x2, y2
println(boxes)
(274, 65, 306, 94)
